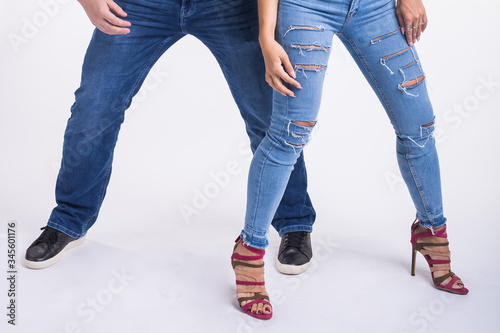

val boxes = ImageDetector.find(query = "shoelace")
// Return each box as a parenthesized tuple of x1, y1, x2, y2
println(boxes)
(33, 226, 59, 245)
(284, 231, 307, 250)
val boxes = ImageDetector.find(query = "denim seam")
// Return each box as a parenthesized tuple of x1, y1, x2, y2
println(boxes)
(180, 0, 196, 34)
(339, 32, 435, 225)
(405, 144, 435, 226)
(400, 51, 435, 226)
(83, 147, 115, 233)
(338, 33, 402, 132)
(340, 0, 360, 33)
(245, 97, 290, 246)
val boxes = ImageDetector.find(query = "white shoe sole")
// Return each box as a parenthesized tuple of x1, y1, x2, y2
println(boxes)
(276, 258, 312, 275)
(24, 236, 86, 270)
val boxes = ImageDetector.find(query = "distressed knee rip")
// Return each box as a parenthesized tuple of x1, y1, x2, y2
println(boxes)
(292, 120, 316, 127)
(285, 120, 317, 153)
(400, 120, 435, 149)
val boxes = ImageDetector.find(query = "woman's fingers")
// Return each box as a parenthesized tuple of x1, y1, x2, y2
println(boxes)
(421, 12, 428, 33)
(416, 20, 423, 41)
(261, 40, 302, 97)
(410, 21, 419, 44)
(396, 7, 406, 35)
(267, 67, 295, 97)
(281, 54, 296, 79)
(396, 0, 428, 46)
(280, 56, 302, 89)
(266, 75, 290, 97)
(271, 64, 303, 97)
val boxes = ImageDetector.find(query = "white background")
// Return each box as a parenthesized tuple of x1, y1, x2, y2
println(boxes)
(1, 1, 499, 332)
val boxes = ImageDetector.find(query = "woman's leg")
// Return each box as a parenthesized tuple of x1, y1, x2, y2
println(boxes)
(234, 0, 350, 317)
(242, 0, 349, 249)
(339, 0, 443, 229)
(190, 0, 316, 239)
(338, 0, 466, 292)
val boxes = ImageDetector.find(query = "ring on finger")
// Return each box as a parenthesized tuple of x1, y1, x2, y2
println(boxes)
(406, 25, 413, 30)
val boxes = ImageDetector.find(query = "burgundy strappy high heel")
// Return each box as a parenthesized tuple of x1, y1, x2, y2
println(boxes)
(410, 220, 468, 295)
(231, 236, 273, 320)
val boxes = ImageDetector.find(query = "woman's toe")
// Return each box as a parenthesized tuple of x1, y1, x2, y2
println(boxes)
(454, 279, 464, 289)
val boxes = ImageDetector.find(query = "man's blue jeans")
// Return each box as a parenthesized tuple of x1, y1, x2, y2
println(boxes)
(242, 0, 446, 248)
(47, 0, 315, 238)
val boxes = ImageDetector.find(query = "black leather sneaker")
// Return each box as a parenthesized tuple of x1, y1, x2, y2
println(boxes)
(25, 226, 85, 269)
(277, 231, 312, 275)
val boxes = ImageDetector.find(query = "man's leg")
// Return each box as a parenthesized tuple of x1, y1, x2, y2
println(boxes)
(25, 0, 185, 269)
(187, 0, 315, 274)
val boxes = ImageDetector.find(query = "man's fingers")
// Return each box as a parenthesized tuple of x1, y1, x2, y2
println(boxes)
(103, 9, 131, 27)
(101, 21, 131, 35)
(108, 0, 127, 17)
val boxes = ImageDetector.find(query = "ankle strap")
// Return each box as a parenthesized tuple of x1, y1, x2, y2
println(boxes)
(235, 236, 266, 255)
(412, 221, 448, 239)
(231, 253, 263, 261)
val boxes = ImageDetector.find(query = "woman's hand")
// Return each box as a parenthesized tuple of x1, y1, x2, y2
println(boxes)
(260, 39, 301, 97)
(78, 0, 131, 35)
(396, 0, 428, 47)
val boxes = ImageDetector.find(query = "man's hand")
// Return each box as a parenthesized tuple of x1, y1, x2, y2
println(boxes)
(396, 0, 428, 47)
(78, 0, 131, 35)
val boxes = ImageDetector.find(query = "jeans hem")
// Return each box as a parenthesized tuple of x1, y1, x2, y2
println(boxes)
(240, 230, 268, 249)
(47, 220, 85, 239)
(277, 225, 313, 237)
(417, 215, 447, 229)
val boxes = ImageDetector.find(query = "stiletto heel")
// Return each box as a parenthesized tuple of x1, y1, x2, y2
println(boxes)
(410, 220, 468, 295)
(411, 245, 417, 276)
(231, 236, 273, 320)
